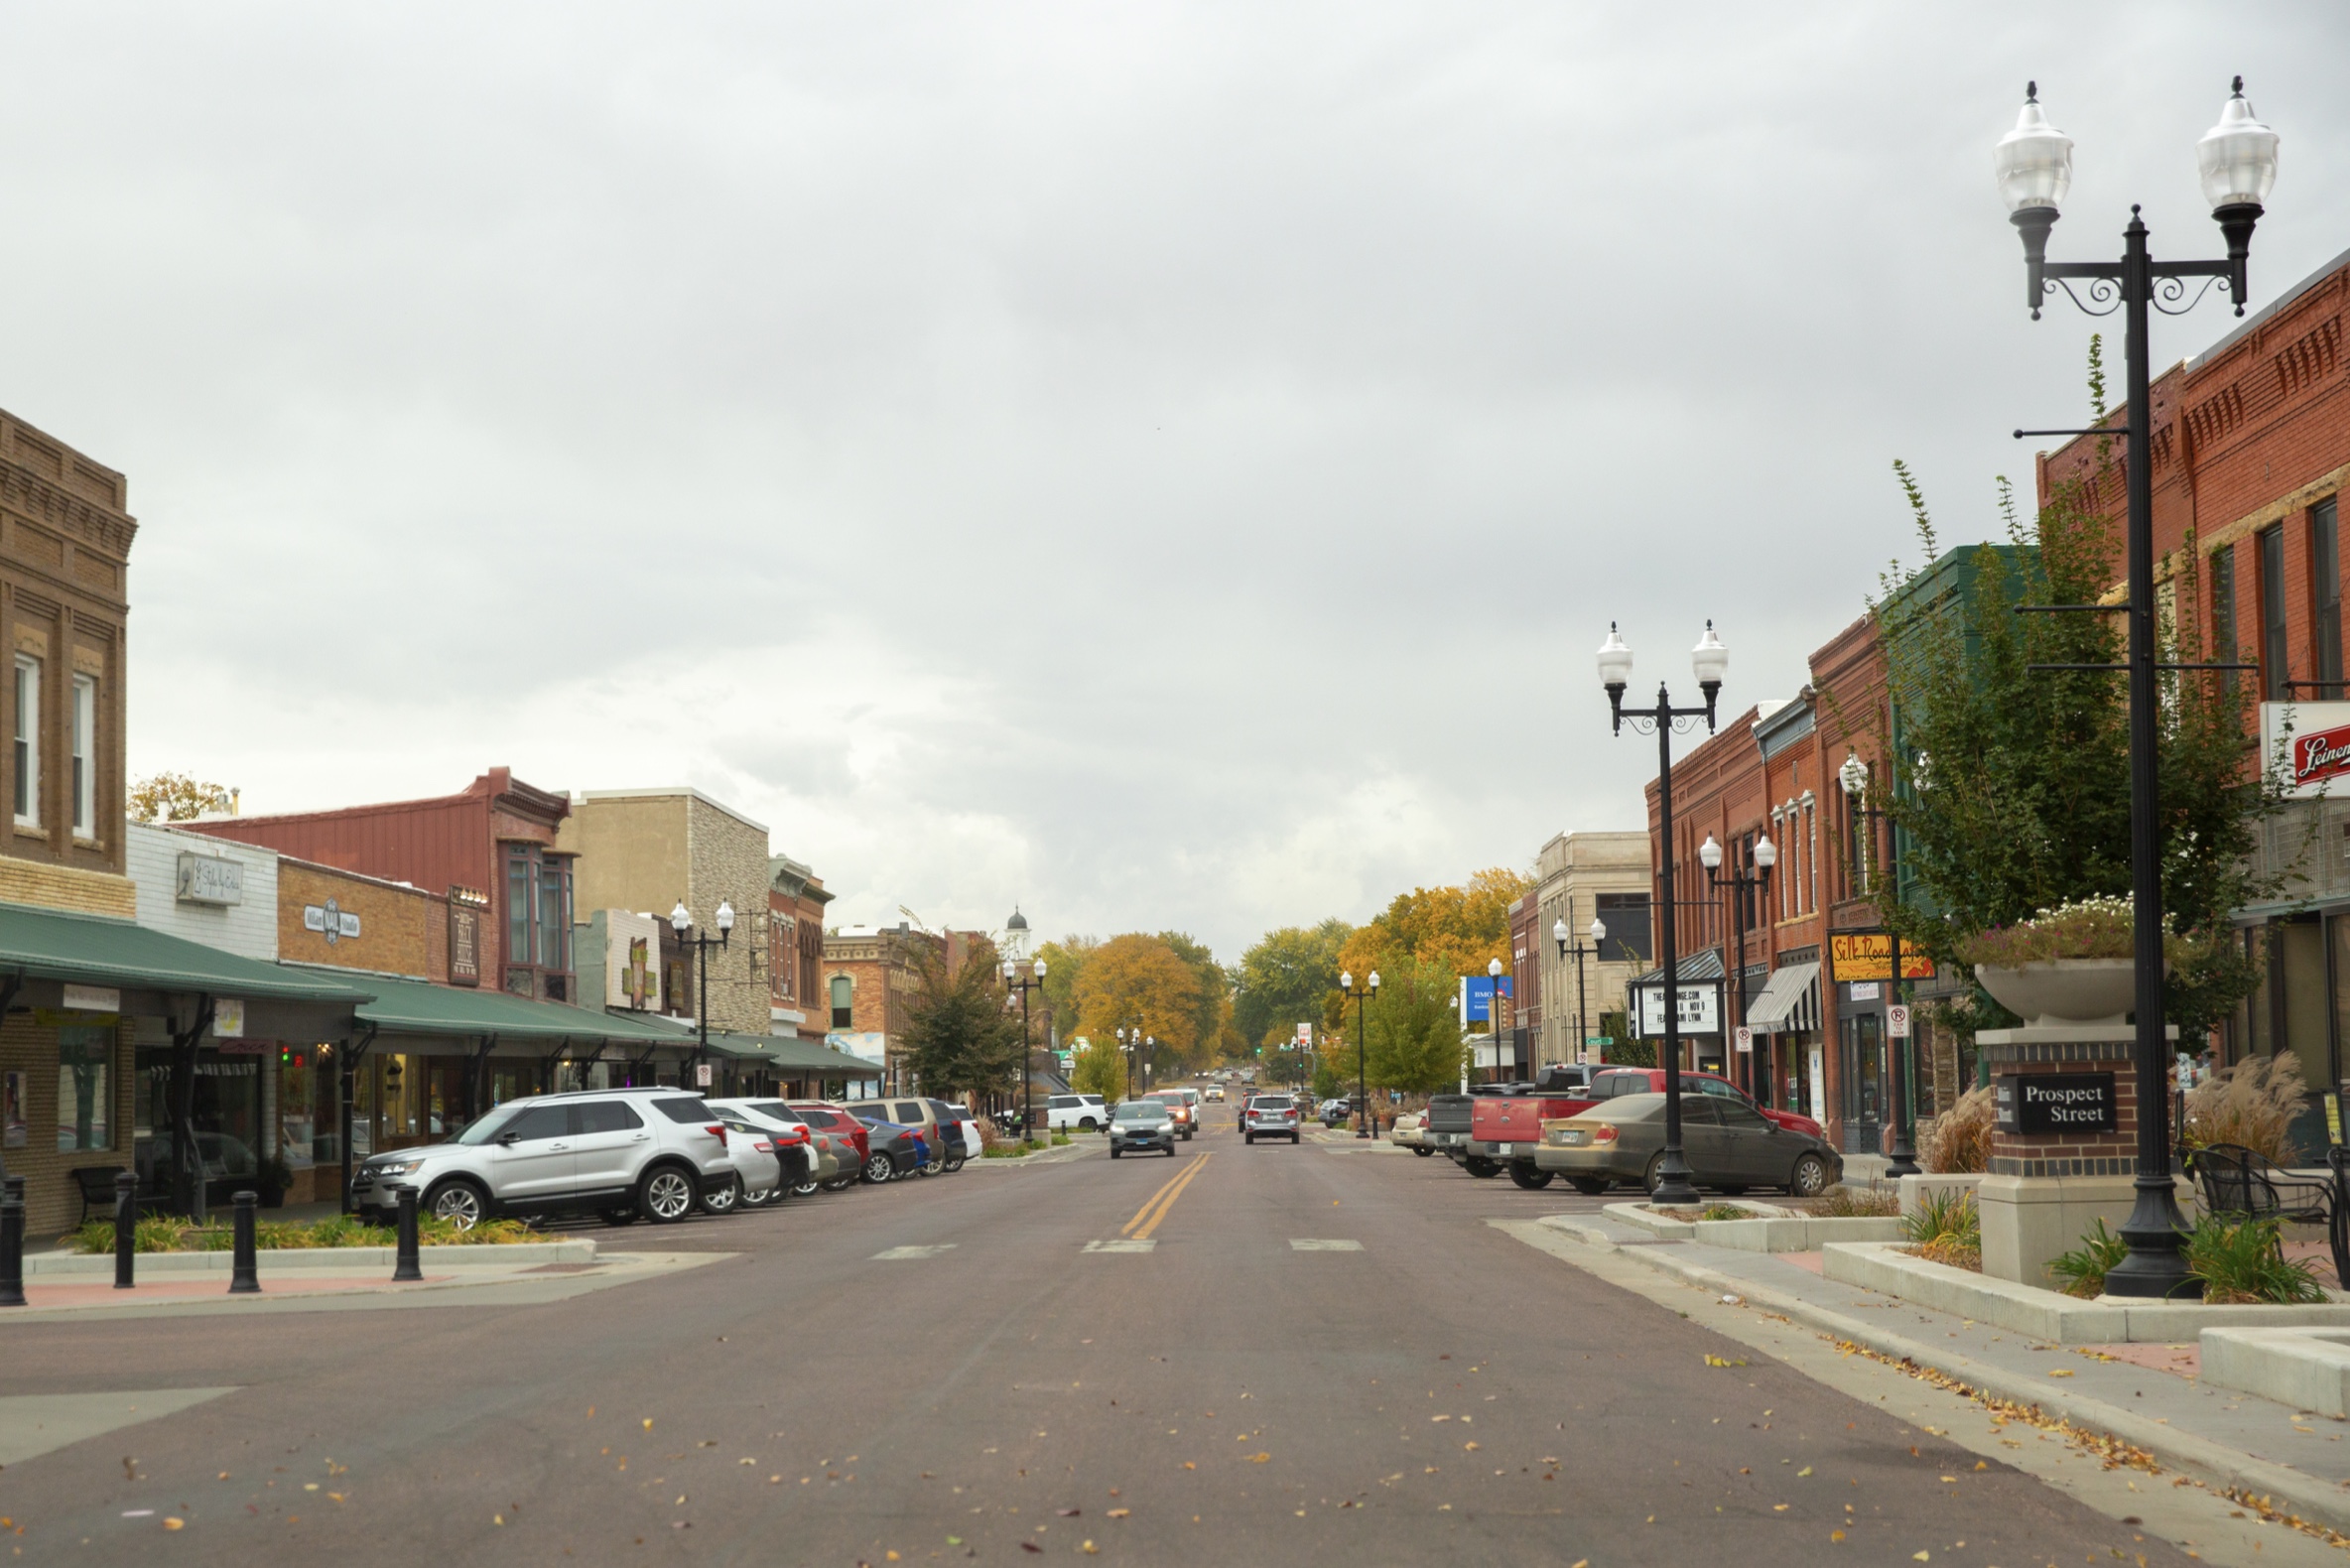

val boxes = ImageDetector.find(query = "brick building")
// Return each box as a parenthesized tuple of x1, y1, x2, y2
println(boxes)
(767, 853, 832, 1043)
(1530, 831, 1651, 1068)
(2031, 244, 2350, 1135)
(824, 922, 971, 1096)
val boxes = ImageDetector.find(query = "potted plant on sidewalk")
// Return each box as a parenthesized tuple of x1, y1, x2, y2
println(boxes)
(1956, 894, 2184, 1027)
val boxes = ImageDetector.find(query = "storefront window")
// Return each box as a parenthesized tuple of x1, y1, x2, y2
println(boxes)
(58, 1025, 109, 1151)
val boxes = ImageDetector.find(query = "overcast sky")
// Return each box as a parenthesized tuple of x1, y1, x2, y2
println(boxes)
(5, 3, 2346, 961)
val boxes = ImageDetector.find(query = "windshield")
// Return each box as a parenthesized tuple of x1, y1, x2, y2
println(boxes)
(1114, 1103, 1163, 1121)
(745, 1102, 804, 1123)
(1250, 1097, 1294, 1111)
(455, 1105, 526, 1145)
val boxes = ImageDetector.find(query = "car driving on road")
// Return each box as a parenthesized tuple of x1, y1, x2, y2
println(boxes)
(1242, 1094, 1301, 1145)
(1110, 1099, 1178, 1158)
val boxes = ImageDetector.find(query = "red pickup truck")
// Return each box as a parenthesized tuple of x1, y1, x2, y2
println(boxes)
(1461, 1066, 1821, 1189)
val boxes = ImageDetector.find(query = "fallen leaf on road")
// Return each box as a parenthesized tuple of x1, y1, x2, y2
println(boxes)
(1182, 1463, 1196, 1471)
(1831, 1530, 1846, 1543)
(1939, 1475, 1956, 1483)
(1248, 1454, 1270, 1464)
(1773, 1504, 1788, 1512)
(1020, 1544, 1042, 1554)
(1430, 1416, 1450, 1423)
(643, 1420, 654, 1430)
(1974, 1461, 1988, 1470)
(493, 1515, 505, 1526)
(1797, 1467, 1812, 1477)
(1463, 1443, 1479, 1452)
(1082, 1542, 1098, 1554)
(1058, 1508, 1082, 1516)
(1912, 1554, 1929, 1562)
(1108, 1509, 1129, 1519)
(163, 1518, 185, 1531)
(947, 1538, 962, 1546)
(2047, 1370, 2074, 1378)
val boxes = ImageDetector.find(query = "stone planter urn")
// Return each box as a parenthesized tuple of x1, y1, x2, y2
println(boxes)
(1974, 959, 2138, 1028)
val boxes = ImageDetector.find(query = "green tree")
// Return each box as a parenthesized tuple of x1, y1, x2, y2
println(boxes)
(1034, 935, 1098, 1049)
(1155, 930, 1230, 1073)
(1359, 959, 1469, 1094)
(1232, 919, 1353, 1053)
(129, 772, 236, 823)
(900, 936, 1025, 1100)
(1068, 1035, 1125, 1108)
(1876, 349, 2285, 1038)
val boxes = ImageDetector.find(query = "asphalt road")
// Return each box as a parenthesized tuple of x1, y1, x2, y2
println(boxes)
(0, 1118, 2202, 1566)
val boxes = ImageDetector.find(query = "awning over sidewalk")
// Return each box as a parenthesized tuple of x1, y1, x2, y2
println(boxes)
(0, 901, 374, 1005)
(1745, 961, 1822, 1035)
(283, 965, 688, 1046)
(691, 1028, 882, 1078)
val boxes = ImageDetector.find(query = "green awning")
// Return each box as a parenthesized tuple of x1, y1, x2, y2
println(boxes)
(282, 966, 690, 1045)
(0, 902, 374, 1003)
(698, 1029, 881, 1078)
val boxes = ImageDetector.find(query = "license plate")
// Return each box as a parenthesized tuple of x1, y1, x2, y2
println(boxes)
(1497, 1143, 1514, 1156)
(1563, 1131, 1587, 1145)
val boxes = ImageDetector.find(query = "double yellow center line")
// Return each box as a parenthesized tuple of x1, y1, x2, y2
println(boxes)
(1121, 1151, 1213, 1241)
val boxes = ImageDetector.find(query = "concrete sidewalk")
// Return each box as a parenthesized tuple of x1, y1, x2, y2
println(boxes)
(1507, 1205, 2350, 1541)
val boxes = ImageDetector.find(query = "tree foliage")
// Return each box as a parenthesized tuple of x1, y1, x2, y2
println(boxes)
(900, 935, 1026, 1101)
(129, 772, 236, 824)
(1875, 346, 2285, 1038)
(1068, 1034, 1126, 1107)
(1232, 919, 1352, 1052)
(1336, 868, 1526, 982)
(1154, 930, 1232, 1070)
(1070, 933, 1206, 1082)
(1356, 958, 1468, 1094)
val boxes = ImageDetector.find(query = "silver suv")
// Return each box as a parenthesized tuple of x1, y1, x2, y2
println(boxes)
(349, 1089, 736, 1229)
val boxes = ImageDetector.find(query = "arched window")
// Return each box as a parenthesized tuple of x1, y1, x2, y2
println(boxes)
(830, 975, 854, 1030)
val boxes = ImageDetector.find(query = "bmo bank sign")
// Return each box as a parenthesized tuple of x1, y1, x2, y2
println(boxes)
(2266, 701, 2350, 797)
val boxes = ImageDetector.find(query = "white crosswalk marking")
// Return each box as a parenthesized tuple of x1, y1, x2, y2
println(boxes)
(870, 1244, 957, 1260)
(1288, 1239, 1364, 1251)
(1083, 1239, 1157, 1253)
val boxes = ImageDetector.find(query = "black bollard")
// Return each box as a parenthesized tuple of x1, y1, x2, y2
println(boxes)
(0, 1178, 24, 1307)
(391, 1185, 422, 1282)
(228, 1190, 261, 1294)
(114, 1171, 137, 1289)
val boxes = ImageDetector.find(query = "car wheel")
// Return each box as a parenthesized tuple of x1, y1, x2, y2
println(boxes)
(739, 1184, 775, 1208)
(1718, 1185, 1749, 1197)
(862, 1153, 896, 1184)
(1568, 1176, 1609, 1197)
(792, 1176, 822, 1198)
(703, 1173, 743, 1215)
(822, 1176, 857, 1193)
(1790, 1152, 1831, 1197)
(944, 1154, 966, 1174)
(1413, 1147, 1435, 1158)
(1166, 1144, 1177, 1157)
(1642, 1153, 1667, 1195)
(1507, 1165, 1555, 1191)
(1079, 1117, 1098, 1131)
(424, 1177, 488, 1231)
(637, 1165, 697, 1224)
(599, 1208, 639, 1227)
(1290, 1132, 1300, 1144)
(1110, 1146, 1122, 1159)
(1244, 1132, 1254, 1145)
(1462, 1157, 1501, 1179)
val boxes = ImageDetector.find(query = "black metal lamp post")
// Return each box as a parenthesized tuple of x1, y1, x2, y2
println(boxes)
(1485, 957, 1506, 1083)
(670, 897, 735, 1094)
(1840, 752, 1919, 1178)
(1700, 831, 1776, 1105)
(1340, 969, 1380, 1137)
(1003, 951, 1049, 1149)
(1115, 1025, 1151, 1100)
(1601, 618, 1728, 1207)
(1998, 78, 2279, 1298)
(1554, 911, 1608, 1069)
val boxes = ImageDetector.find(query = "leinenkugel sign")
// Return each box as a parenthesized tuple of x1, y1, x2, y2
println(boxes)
(2264, 701, 2350, 798)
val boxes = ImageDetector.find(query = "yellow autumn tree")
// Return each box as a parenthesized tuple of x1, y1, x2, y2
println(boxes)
(1071, 933, 1204, 1088)
(1336, 866, 1529, 983)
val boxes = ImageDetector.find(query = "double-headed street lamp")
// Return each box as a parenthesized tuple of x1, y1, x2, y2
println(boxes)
(669, 897, 735, 1092)
(1115, 1025, 1153, 1099)
(1002, 934, 1049, 1148)
(1840, 752, 1919, 1178)
(1554, 912, 1609, 1068)
(1339, 969, 1380, 1138)
(1700, 832, 1775, 1103)
(1601, 618, 1729, 1207)
(1997, 78, 2279, 1299)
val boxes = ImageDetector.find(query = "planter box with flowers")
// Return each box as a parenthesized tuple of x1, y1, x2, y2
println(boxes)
(1954, 895, 2187, 1287)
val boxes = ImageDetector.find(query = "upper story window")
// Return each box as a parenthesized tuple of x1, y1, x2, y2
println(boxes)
(2261, 523, 2289, 700)
(12, 656, 36, 828)
(2313, 497, 2342, 694)
(1594, 892, 1652, 964)
(501, 845, 573, 998)
(70, 673, 94, 839)
(830, 974, 854, 1030)
(2212, 541, 2239, 697)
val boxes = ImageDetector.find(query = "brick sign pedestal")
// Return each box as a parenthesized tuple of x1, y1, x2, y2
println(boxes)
(1977, 1023, 2184, 1287)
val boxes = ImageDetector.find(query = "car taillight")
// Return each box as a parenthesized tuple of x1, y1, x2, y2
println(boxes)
(753, 1139, 773, 1152)
(1594, 1125, 1619, 1144)
(707, 1124, 727, 1140)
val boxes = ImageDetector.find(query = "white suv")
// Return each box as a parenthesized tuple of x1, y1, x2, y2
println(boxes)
(348, 1089, 736, 1229)
(1045, 1094, 1110, 1132)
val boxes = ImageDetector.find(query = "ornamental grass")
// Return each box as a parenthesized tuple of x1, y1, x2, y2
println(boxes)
(2181, 1052, 2307, 1166)
(1921, 1085, 1996, 1174)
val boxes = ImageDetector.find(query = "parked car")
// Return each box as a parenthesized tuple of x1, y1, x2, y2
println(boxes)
(1532, 1092, 1842, 1197)
(1422, 1093, 1473, 1155)
(1388, 1111, 1429, 1154)
(1585, 1068, 1824, 1138)
(786, 1103, 872, 1191)
(847, 1098, 969, 1174)
(707, 1100, 826, 1196)
(853, 1119, 932, 1183)
(1465, 1072, 1603, 1186)
(1145, 1090, 1197, 1140)
(1243, 1094, 1301, 1145)
(714, 1117, 785, 1211)
(1046, 1094, 1110, 1132)
(1317, 1098, 1351, 1127)
(1110, 1100, 1178, 1158)
(348, 1088, 734, 1229)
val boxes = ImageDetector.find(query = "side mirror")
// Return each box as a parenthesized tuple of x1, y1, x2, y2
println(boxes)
(496, 1131, 521, 1146)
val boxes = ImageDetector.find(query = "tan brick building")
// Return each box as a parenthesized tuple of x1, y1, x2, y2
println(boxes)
(559, 789, 773, 1038)
(1530, 831, 1653, 1069)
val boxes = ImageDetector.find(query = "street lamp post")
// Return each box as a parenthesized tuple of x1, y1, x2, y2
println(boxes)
(1840, 753, 1918, 1178)
(1485, 956, 1506, 1084)
(1996, 76, 2278, 1297)
(1003, 940, 1049, 1149)
(1600, 619, 1728, 1207)
(1700, 832, 1776, 1103)
(1340, 970, 1380, 1138)
(1554, 912, 1608, 1068)
(669, 898, 735, 1093)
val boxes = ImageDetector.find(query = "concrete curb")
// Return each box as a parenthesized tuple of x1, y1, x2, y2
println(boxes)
(1532, 1215, 2350, 1536)
(1603, 1201, 1903, 1252)
(25, 1240, 598, 1275)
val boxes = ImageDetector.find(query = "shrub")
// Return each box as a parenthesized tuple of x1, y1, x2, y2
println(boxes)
(1902, 1188, 1981, 1270)
(1921, 1086, 1995, 1174)
(2048, 1219, 2129, 1298)
(2179, 1213, 2328, 1304)
(1957, 894, 2184, 968)
(2183, 1053, 2307, 1165)
(1802, 1183, 1899, 1218)
(1698, 1203, 1749, 1223)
